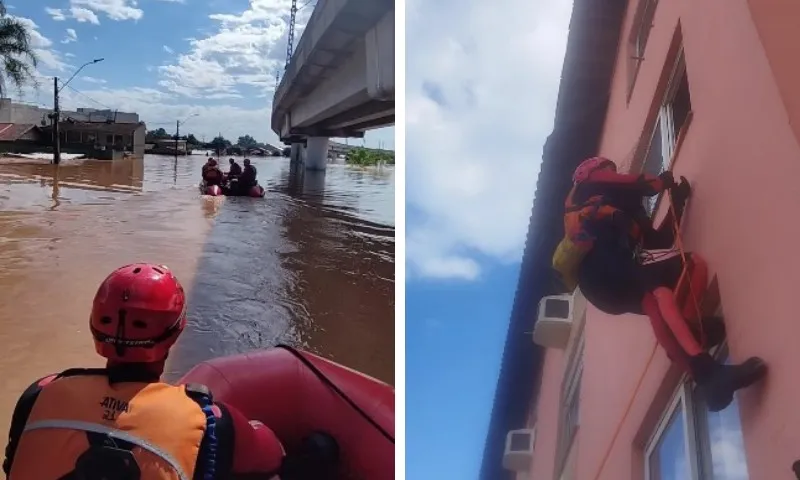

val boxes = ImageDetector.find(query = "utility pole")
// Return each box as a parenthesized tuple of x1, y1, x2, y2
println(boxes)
(51, 58, 104, 165)
(53, 77, 61, 165)
(175, 119, 180, 163)
(285, 0, 298, 70)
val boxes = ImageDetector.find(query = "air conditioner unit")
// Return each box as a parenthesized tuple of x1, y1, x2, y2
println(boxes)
(502, 428, 535, 472)
(533, 294, 574, 349)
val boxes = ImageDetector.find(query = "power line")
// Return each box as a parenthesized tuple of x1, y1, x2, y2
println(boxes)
(63, 84, 114, 111)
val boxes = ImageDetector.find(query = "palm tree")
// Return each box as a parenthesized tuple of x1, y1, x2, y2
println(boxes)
(0, 0, 38, 97)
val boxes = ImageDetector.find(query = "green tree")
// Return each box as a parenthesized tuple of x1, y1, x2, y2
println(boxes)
(210, 135, 231, 151)
(0, 2, 39, 96)
(186, 133, 199, 145)
(145, 128, 171, 141)
(237, 134, 258, 148)
(345, 147, 394, 166)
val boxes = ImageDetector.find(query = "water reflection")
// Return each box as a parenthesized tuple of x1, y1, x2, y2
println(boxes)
(0, 153, 394, 438)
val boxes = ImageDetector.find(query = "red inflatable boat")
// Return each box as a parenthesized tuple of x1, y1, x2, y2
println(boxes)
(200, 183, 223, 196)
(179, 345, 394, 479)
(199, 181, 265, 197)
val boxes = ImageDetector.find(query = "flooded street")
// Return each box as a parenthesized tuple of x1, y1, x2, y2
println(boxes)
(0, 154, 394, 437)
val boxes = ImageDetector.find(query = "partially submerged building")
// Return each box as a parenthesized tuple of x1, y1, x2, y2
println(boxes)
(482, 1, 800, 479)
(0, 99, 146, 159)
(147, 138, 190, 156)
(41, 120, 147, 160)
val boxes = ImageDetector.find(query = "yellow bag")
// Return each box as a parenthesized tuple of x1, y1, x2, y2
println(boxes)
(552, 235, 589, 292)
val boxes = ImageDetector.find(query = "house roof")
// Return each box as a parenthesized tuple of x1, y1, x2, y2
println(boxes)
(41, 121, 144, 135)
(0, 123, 38, 142)
(478, 1, 628, 479)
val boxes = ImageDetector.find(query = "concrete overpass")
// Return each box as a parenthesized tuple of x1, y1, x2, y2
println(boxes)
(271, 0, 395, 170)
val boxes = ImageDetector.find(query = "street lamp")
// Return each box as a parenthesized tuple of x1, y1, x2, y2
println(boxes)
(53, 57, 105, 165)
(175, 113, 199, 161)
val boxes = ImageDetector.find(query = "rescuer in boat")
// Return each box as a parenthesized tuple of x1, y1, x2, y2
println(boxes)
(228, 157, 242, 178)
(230, 158, 258, 195)
(552, 156, 766, 412)
(202, 158, 224, 187)
(2, 263, 289, 479)
(241, 159, 257, 187)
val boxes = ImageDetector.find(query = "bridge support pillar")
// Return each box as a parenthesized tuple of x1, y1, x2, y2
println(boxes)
(290, 143, 304, 165)
(305, 137, 329, 171)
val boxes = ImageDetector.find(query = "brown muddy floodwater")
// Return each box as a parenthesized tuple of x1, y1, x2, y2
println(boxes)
(0, 154, 394, 438)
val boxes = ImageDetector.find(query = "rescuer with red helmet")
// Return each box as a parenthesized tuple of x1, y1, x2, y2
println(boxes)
(2, 263, 285, 479)
(202, 158, 224, 186)
(553, 156, 766, 412)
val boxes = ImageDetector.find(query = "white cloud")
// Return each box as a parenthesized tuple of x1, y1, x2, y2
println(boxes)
(69, 0, 142, 22)
(405, 0, 574, 280)
(8, 2, 393, 151)
(15, 80, 276, 144)
(158, 0, 312, 98)
(81, 76, 106, 84)
(45, 7, 67, 21)
(10, 16, 69, 71)
(163, 45, 174, 54)
(45, 5, 102, 24)
(71, 7, 101, 24)
(65, 53, 76, 58)
(62, 28, 78, 44)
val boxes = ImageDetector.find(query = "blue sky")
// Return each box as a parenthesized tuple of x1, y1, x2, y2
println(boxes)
(405, 0, 573, 477)
(8, 0, 393, 148)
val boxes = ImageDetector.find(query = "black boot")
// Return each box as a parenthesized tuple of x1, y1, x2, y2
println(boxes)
(279, 432, 340, 480)
(689, 353, 767, 412)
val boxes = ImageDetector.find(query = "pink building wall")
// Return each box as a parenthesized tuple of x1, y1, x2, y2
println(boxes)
(528, 1, 800, 479)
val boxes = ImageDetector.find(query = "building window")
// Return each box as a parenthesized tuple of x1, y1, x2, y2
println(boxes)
(645, 349, 751, 480)
(556, 334, 584, 477)
(640, 50, 692, 214)
(627, 0, 659, 97)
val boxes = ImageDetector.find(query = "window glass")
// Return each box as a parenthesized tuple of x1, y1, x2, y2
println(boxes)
(649, 404, 691, 480)
(700, 356, 750, 480)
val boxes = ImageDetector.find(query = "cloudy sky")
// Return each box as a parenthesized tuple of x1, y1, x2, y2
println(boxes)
(8, 0, 393, 147)
(405, 0, 573, 477)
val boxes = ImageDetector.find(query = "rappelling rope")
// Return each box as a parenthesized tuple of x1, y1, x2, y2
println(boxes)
(591, 180, 704, 480)
(667, 189, 706, 347)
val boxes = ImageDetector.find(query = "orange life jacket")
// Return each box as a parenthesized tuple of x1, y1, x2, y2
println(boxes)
(552, 185, 643, 290)
(8, 371, 212, 480)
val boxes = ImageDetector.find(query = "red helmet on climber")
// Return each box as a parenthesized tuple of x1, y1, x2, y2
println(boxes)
(89, 263, 187, 363)
(572, 156, 616, 184)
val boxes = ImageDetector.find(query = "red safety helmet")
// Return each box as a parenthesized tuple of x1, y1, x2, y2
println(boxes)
(572, 156, 615, 184)
(90, 263, 187, 363)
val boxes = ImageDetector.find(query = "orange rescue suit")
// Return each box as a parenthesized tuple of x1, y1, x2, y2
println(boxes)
(552, 185, 643, 291)
(8, 374, 207, 479)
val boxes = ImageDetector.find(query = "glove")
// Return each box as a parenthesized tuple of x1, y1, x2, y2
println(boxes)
(658, 171, 676, 189)
(672, 175, 691, 205)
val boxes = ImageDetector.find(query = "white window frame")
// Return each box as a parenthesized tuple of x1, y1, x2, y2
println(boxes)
(645, 343, 751, 480)
(644, 381, 702, 480)
(640, 49, 689, 214)
(555, 332, 585, 477)
(627, 0, 659, 98)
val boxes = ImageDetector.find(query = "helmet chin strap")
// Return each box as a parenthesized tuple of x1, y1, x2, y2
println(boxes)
(115, 309, 127, 358)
